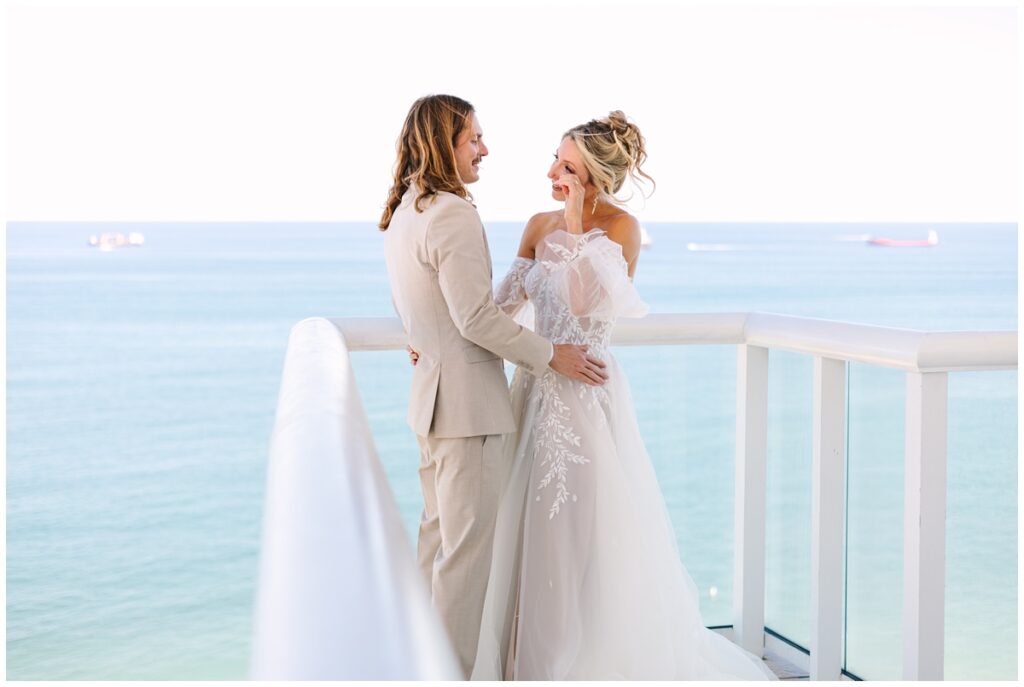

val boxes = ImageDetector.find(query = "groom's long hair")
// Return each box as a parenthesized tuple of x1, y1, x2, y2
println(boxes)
(379, 94, 475, 230)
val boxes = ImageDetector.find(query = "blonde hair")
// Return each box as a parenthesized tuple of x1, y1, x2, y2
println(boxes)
(379, 94, 475, 230)
(563, 110, 655, 204)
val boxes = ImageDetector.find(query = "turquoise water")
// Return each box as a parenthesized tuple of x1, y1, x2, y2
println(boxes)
(6, 222, 1017, 679)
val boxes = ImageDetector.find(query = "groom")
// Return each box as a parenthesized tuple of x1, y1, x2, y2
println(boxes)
(379, 94, 607, 677)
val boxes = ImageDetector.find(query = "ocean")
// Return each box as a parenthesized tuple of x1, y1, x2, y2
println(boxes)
(5, 221, 1017, 679)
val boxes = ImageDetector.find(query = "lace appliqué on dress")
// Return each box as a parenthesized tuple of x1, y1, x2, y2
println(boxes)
(535, 371, 590, 519)
(536, 230, 598, 275)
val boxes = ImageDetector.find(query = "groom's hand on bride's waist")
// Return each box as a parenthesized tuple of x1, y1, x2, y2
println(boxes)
(549, 344, 609, 386)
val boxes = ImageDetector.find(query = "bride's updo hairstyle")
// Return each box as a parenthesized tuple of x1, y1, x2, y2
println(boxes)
(563, 110, 655, 204)
(565, 110, 651, 204)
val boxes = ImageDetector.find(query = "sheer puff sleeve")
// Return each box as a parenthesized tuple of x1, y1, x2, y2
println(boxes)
(540, 231, 649, 321)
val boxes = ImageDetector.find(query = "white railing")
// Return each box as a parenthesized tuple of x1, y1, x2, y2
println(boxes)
(251, 312, 1016, 681)
(250, 317, 461, 680)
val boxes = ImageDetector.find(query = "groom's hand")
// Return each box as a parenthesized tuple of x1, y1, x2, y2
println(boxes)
(550, 344, 608, 386)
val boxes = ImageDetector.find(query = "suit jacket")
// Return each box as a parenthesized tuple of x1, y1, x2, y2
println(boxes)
(384, 187, 553, 439)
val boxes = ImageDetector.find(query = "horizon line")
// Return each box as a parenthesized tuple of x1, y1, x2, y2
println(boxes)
(6, 219, 1019, 226)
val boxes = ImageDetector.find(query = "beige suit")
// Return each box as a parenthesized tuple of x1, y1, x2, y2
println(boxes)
(383, 187, 552, 677)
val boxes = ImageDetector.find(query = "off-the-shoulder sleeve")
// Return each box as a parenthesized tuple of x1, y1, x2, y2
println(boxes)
(494, 257, 534, 317)
(543, 233, 648, 320)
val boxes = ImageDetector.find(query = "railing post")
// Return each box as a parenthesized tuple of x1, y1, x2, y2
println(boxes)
(902, 371, 948, 680)
(734, 344, 768, 656)
(810, 356, 847, 679)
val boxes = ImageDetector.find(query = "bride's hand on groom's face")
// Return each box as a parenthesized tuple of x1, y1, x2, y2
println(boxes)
(549, 343, 609, 386)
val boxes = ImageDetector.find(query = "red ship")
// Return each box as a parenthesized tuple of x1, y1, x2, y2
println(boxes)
(867, 230, 939, 247)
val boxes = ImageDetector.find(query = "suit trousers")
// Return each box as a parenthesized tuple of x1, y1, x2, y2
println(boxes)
(416, 433, 503, 678)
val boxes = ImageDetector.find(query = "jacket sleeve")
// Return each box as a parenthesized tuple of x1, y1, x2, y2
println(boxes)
(426, 200, 553, 375)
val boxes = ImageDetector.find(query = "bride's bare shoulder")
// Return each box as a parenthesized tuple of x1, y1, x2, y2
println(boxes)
(601, 212, 642, 277)
(603, 212, 641, 253)
(526, 211, 562, 235)
(517, 211, 562, 259)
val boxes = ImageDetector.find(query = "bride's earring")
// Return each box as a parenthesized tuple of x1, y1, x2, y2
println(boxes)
(592, 195, 599, 214)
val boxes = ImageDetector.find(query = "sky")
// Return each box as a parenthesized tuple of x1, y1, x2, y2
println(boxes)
(5, 0, 1019, 223)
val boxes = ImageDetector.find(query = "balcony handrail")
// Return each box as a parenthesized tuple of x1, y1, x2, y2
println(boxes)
(328, 312, 1017, 372)
(250, 317, 462, 680)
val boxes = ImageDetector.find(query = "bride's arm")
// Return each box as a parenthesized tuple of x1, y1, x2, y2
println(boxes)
(494, 213, 553, 316)
(494, 259, 533, 317)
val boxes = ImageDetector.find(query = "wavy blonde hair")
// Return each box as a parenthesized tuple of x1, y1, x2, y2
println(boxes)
(563, 110, 655, 204)
(379, 94, 475, 230)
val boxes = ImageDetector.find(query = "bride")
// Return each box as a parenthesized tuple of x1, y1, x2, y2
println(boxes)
(470, 111, 776, 680)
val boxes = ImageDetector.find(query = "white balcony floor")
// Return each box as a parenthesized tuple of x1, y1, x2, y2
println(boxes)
(708, 628, 813, 680)
(765, 648, 811, 680)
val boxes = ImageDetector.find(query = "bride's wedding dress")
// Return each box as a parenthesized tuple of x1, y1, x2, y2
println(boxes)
(472, 229, 776, 680)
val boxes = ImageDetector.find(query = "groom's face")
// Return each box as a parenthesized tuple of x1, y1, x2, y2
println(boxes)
(454, 113, 488, 185)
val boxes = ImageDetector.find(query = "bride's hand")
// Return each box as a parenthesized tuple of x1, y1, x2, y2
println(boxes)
(555, 173, 585, 234)
(406, 345, 419, 366)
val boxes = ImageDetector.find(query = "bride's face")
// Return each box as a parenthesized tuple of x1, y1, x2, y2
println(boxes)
(548, 137, 592, 200)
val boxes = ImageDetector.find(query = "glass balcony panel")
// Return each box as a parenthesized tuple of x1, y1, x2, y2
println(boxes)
(944, 370, 1017, 680)
(844, 363, 904, 679)
(764, 350, 813, 649)
(616, 344, 737, 626)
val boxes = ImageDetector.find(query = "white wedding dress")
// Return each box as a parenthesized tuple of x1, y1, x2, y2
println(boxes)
(472, 229, 776, 681)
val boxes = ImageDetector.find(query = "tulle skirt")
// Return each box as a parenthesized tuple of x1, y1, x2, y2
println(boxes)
(472, 356, 777, 680)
